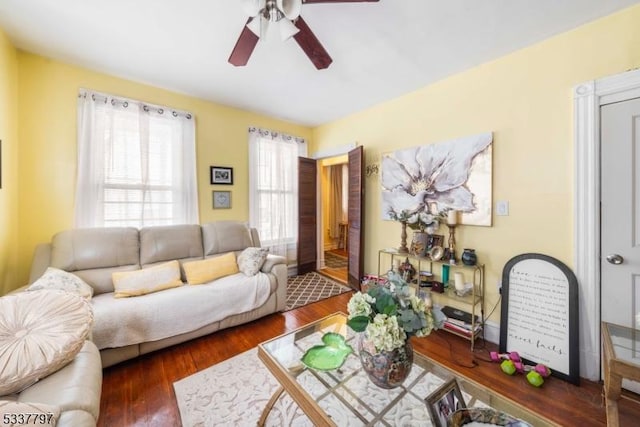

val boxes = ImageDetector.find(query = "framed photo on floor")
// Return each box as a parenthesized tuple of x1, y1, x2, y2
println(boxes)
(210, 166, 233, 185)
(425, 378, 466, 427)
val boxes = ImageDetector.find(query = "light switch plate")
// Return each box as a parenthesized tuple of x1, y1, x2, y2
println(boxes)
(496, 200, 509, 216)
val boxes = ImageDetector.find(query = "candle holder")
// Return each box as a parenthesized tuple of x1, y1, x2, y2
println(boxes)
(398, 221, 409, 253)
(446, 224, 457, 264)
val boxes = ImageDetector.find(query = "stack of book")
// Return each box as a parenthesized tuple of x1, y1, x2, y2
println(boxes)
(441, 306, 482, 337)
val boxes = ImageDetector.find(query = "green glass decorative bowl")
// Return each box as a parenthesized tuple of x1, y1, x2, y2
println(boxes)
(300, 332, 353, 371)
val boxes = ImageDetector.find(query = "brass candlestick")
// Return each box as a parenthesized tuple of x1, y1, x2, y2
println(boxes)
(447, 224, 457, 264)
(398, 221, 409, 253)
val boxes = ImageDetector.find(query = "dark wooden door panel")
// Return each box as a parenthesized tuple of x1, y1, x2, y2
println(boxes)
(298, 157, 317, 274)
(348, 146, 364, 289)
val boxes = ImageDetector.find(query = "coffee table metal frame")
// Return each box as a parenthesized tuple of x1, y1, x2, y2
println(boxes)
(257, 312, 554, 427)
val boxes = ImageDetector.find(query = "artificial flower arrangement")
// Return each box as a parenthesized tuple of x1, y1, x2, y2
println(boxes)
(347, 271, 445, 352)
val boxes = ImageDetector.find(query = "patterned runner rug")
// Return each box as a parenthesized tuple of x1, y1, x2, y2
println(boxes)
(285, 272, 351, 311)
(324, 251, 348, 269)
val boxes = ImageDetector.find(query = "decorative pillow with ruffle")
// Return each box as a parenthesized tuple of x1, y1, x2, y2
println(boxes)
(0, 290, 93, 395)
(27, 267, 94, 299)
(237, 247, 269, 276)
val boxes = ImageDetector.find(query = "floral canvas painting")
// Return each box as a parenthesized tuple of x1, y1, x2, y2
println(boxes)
(381, 132, 493, 226)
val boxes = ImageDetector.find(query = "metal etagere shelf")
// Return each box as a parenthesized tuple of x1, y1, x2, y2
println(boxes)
(377, 249, 485, 350)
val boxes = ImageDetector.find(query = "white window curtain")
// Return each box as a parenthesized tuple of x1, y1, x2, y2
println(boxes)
(75, 89, 198, 228)
(248, 127, 307, 259)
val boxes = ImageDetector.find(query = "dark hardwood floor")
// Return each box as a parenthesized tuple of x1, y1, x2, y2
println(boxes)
(99, 293, 640, 426)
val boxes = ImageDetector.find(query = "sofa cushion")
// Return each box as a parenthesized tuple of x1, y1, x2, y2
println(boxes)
(51, 227, 139, 271)
(237, 247, 269, 276)
(201, 221, 254, 256)
(17, 341, 102, 423)
(0, 401, 60, 426)
(183, 252, 239, 285)
(91, 273, 272, 349)
(140, 224, 204, 266)
(0, 290, 93, 396)
(49, 227, 140, 295)
(27, 267, 93, 299)
(112, 261, 182, 298)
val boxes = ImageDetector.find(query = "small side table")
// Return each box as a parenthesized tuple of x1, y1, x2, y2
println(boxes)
(601, 321, 640, 426)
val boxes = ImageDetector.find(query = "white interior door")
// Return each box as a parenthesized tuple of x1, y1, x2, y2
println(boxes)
(601, 97, 640, 328)
(601, 96, 640, 392)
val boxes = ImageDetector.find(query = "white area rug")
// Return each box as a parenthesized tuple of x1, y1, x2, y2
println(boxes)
(173, 348, 309, 426)
(172, 334, 482, 426)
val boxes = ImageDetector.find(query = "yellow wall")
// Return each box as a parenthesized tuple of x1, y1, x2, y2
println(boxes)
(14, 53, 311, 289)
(311, 5, 640, 321)
(0, 29, 19, 295)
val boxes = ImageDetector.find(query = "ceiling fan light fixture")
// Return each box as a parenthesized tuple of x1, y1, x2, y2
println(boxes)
(276, 0, 302, 20)
(241, 0, 266, 17)
(278, 18, 300, 41)
(246, 16, 269, 39)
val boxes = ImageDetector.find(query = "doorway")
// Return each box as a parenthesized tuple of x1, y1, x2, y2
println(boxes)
(319, 156, 349, 284)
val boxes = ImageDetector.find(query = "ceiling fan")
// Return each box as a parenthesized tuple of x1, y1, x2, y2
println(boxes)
(229, 0, 379, 70)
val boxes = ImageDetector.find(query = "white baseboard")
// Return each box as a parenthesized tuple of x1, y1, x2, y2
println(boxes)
(482, 320, 500, 345)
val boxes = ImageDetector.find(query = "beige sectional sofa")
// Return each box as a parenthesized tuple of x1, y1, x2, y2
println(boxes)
(28, 220, 288, 368)
(1, 220, 285, 427)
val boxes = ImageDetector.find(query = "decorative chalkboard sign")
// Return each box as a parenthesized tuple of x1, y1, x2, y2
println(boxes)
(499, 253, 579, 385)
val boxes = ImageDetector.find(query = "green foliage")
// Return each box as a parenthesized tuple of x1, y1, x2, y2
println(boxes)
(347, 270, 441, 348)
(347, 315, 369, 332)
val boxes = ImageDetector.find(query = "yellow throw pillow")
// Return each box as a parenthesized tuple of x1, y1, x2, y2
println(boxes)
(112, 260, 182, 298)
(183, 252, 239, 285)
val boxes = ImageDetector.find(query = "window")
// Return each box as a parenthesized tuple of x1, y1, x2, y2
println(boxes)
(75, 89, 198, 228)
(248, 128, 307, 258)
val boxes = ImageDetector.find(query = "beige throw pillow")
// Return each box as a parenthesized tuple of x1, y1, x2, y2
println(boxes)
(27, 267, 94, 299)
(183, 252, 239, 285)
(0, 290, 93, 396)
(112, 260, 182, 298)
(237, 247, 269, 276)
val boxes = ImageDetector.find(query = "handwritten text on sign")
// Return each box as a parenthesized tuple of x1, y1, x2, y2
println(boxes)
(506, 259, 569, 373)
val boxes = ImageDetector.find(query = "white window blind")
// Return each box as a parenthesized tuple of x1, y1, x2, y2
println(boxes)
(75, 89, 198, 228)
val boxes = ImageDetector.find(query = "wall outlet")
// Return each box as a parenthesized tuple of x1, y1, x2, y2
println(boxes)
(496, 280, 502, 294)
(496, 200, 509, 216)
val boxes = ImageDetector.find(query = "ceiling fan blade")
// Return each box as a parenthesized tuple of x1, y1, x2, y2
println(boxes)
(302, 0, 379, 3)
(293, 16, 332, 70)
(228, 19, 260, 66)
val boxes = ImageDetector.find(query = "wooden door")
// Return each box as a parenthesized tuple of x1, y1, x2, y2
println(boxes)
(348, 146, 364, 290)
(297, 157, 317, 274)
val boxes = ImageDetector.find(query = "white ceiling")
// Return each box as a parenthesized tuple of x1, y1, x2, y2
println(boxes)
(1, 0, 638, 126)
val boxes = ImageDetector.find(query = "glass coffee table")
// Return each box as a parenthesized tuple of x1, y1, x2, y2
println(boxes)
(257, 312, 552, 426)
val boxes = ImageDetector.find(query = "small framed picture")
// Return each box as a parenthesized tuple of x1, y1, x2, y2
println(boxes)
(210, 166, 233, 185)
(425, 378, 466, 427)
(212, 191, 231, 209)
